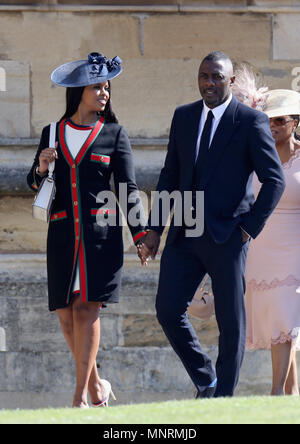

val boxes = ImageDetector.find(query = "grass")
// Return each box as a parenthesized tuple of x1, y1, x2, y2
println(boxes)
(0, 396, 300, 424)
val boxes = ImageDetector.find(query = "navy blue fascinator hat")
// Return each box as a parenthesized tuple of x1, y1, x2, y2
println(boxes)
(51, 52, 122, 87)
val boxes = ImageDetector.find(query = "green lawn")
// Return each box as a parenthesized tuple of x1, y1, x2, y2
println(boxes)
(0, 396, 300, 424)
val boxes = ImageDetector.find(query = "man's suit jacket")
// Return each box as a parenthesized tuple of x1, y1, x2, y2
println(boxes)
(148, 95, 286, 244)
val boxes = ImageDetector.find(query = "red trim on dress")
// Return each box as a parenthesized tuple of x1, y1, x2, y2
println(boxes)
(91, 208, 117, 216)
(58, 117, 105, 305)
(90, 153, 110, 165)
(133, 231, 147, 244)
(78, 231, 87, 302)
(50, 210, 67, 221)
(66, 120, 94, 131)
(76, 117, 105, 165)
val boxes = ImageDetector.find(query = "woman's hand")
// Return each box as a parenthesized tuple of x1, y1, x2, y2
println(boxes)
(38, 142, 58, 174)
(136, 230, 161, 266)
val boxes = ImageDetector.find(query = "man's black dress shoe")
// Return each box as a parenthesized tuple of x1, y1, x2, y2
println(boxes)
(195, 386, 216, 399)
(195, 379, 217, 399)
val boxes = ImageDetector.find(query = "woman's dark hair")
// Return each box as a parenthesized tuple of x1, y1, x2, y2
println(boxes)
(60, 81, 118, 123)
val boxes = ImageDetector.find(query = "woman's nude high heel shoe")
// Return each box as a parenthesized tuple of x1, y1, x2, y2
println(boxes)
(92, 379, 116, 407)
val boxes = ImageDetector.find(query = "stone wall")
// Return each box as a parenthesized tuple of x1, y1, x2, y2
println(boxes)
(0, 2, 299, 408)
(0, 1, 300, 139)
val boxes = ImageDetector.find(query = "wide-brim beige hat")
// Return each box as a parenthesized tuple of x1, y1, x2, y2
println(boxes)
(264, 89, 300, 119)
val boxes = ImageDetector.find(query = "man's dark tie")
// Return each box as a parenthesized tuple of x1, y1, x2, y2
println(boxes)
(192, 110, 214, 190)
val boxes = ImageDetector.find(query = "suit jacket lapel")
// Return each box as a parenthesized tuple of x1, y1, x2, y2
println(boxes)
(198, 95, 240, 189)
(189, 100, 203, 163)
(182, 101, 203, 189)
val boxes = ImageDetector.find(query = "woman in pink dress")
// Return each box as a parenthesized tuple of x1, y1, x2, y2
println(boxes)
(245, 89, 300, 395)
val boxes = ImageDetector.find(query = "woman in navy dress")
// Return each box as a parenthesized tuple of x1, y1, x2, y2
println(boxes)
(27, 53, 146, 408)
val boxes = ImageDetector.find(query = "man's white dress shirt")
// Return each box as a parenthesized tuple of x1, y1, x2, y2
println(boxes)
(195, 93, 232, 161)
(195, 94, 250, 239)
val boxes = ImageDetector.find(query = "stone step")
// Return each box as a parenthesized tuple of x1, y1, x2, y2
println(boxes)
(0, 347, 272, 409)
(0, 141, 167, 194)
(0, 347, 198, 409)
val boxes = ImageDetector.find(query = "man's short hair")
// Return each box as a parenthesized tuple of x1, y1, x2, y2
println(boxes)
(202, 51, 232, 65)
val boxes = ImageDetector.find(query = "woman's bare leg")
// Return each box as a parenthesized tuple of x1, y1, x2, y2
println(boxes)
(271, 341, 293, 396)
(284, 349, 299, 395)
(56, 300, 104, 407)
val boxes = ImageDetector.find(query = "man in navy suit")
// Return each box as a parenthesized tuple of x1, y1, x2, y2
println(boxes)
(139, 51, 285, 398)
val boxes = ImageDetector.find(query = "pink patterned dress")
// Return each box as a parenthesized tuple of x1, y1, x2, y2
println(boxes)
(245, 148, 300, 350)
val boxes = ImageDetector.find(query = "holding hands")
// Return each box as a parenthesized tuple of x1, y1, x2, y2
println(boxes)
(137, 230, 161, 266)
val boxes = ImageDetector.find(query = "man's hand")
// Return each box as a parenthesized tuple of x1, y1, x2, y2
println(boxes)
(137, 230, 161, 266)
(137, 242, 150, 266)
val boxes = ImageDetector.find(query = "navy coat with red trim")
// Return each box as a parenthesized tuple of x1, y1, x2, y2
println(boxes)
(27, 119, 146, 311)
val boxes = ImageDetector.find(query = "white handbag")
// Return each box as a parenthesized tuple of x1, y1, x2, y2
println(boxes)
(32, 122, 57, 223)
(187, 274, 215, 320)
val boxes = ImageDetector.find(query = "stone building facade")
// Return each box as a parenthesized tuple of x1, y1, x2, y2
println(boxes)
(0, 1, 299, 407)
